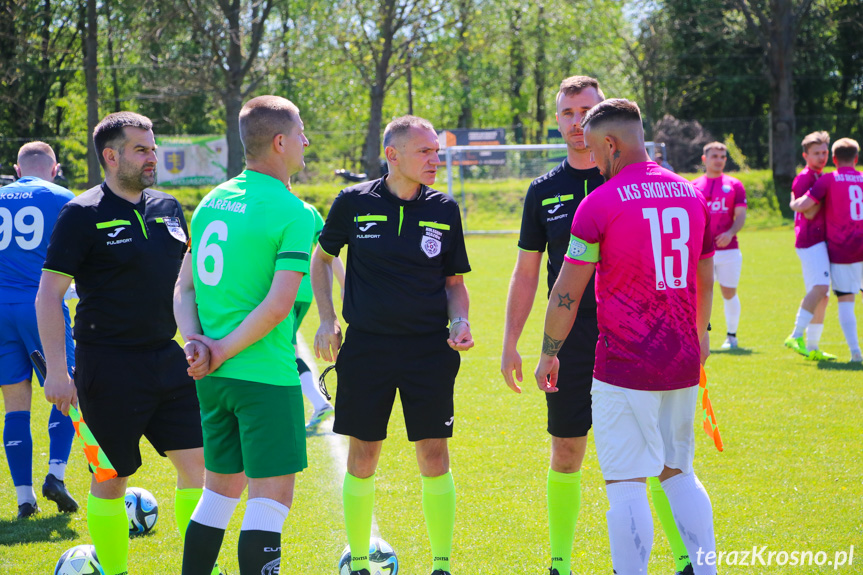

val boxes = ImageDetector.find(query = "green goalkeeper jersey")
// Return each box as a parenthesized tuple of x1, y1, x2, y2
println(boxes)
(295, 202, 325, 305)
(191, 170, 314, 386)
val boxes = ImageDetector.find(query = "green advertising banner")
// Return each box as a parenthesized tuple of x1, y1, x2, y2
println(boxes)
(155, 135, 227, 187)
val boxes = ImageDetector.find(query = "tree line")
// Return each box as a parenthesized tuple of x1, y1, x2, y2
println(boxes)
(1, 0, 860, 214)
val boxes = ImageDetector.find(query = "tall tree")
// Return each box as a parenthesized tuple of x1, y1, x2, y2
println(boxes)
(454, 0, 473, 129)
(532, 2, 546, 143)
(85, 0, 100, 186)
(509, 7, 526, 144)
(335, 0, 444, 179)
(183, 0, 277, 178)
(736, 0, 815, 217)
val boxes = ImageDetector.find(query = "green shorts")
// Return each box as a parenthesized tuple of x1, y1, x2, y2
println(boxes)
(291, 301, 311, 346)
(196, 376, 307, 478)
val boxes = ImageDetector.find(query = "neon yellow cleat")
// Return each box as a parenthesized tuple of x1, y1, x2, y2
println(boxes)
(806, 348, 838, 361)
(784, 335, 808, 356)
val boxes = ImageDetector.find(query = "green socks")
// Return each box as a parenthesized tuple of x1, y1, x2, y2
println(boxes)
(422, 471, 456, 572)
(87, 493, 129, 575)
(648, 476, 690, 571)
(343, 472, 375, 572)
(175, 487, 203, 542)
(547, 468, 582, 574)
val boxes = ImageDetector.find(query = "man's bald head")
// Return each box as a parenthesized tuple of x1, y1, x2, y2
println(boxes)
(15, 141, 58, 180)
(582, 99, 648, 180)
(239, 96, 300, 160)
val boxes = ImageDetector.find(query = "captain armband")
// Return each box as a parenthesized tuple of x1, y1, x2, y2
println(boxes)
(566, 234, 599, 263)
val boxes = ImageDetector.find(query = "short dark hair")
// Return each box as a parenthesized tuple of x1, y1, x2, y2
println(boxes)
(239, 96, 300, 159)
(581, 98, 642, 130)
(801, 131, 829, 153)
(557, 75, 605, 105)
(832, 138, 860, 162)
(93, 112, 153, 168)
(383, 115, 436, 148)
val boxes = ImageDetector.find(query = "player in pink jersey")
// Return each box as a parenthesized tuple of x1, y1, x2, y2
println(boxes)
(784, 131, 837, 360)
(534, 99, 717, 575)
(791, 138, 863, 362)
(692, 142, 747, 350)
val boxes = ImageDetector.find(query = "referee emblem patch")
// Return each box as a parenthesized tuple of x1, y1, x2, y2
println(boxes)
(421, 234, 442, 258)
(162, 216, 187, 243)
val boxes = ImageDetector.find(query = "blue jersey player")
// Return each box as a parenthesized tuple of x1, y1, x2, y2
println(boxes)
(1, 142, 78, 518)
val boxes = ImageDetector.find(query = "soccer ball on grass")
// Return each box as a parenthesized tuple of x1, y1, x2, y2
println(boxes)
(124, 486, 158, 535)
(338, 537, 398, 575)
(54, 545, 104, 575)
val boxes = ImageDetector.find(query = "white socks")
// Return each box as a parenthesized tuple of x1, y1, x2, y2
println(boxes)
(724, 295, 741, 334)
(605, 481, 653, 574)
(300, 370, 331, 412)
(792, 307, 813, 339)
(662, 473, 716, 575)
(838, 301, 860, 354)
(190, 488, 240, 530)
(806, 323, 824, 351)
(241, 498, 290, 533)
(16, 485, 37, 506)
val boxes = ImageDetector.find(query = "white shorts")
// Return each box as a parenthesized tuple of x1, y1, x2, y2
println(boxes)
(831, 262, 863, 294)
(591, 379, 697, 481)
(713, 249, 742, 288)
(796, 242, 831, 292)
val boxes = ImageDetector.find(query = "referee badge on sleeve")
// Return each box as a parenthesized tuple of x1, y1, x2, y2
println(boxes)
(162, 217, 187, 243)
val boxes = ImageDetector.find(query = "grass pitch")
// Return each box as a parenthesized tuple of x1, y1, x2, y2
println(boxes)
(1, 228, 861, 574)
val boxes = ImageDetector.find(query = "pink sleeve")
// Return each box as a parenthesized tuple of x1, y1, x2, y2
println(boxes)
(734, 180, 747, 207)
(700, 202, 715, 259)
(808, 175, 829, 203)
(564, 197, 602, 266)
(791, 171, 815, 199)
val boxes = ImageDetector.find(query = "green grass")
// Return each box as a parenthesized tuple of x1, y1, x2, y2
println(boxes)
(2, 228, 861, 573)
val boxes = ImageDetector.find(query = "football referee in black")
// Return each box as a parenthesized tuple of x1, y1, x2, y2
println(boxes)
(501, 76, 606, 575)
(36, 112, 208, 575)
(312, 115, 472, 575)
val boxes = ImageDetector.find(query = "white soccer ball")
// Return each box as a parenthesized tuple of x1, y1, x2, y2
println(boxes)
(338, 537, 398, 575)
(125, 486, 158, 535)
(54, 545, 104, 575)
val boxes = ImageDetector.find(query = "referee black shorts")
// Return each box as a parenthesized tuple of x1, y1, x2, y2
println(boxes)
(546, 314, 599, 438)
(74, 341, 203, 477)
(333, 327, 461, 442)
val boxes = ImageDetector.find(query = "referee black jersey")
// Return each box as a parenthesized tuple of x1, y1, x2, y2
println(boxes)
(318, 177, 471, 336)
(518, 160, 604, 313)
(43, 183, 189, 349)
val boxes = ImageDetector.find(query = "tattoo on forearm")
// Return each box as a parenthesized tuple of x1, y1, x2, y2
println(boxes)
(557, 292, 575, 310)
(542, 332, 565, 356)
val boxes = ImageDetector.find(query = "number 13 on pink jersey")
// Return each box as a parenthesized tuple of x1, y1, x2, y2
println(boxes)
(643, 207, 690, 290)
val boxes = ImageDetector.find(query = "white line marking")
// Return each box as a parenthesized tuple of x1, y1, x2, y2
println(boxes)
(297, 333, 380, 538)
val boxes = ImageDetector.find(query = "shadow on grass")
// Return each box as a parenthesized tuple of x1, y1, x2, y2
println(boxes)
(816, 361, 863, 371)
(0, 512, 78, 546)
(710, 347, 756, 356)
